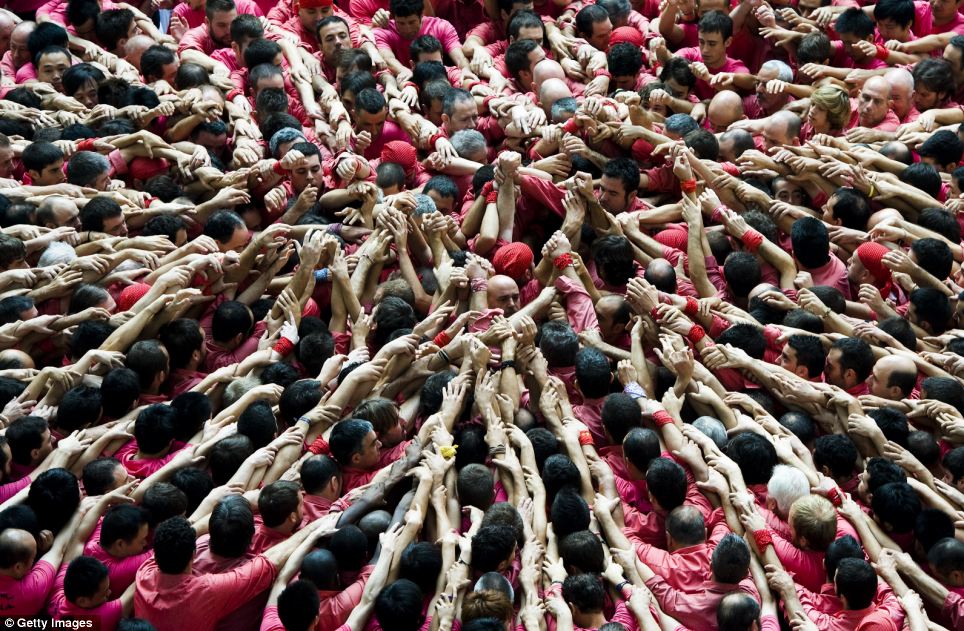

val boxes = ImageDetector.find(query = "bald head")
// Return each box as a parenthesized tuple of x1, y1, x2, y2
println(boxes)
(124, 35, 157, 70)
(764, 110, 802, 149)
(0, 13, 15, 54)
(707, 90, 745, 132)
(487, 275, 521, 315)
(539, 77, 573, 114)
(533, 59, 566, 95)
(870, 354, 918, 400)
(0, 528, 37, 574)
(857, 76, 893, 128)
(8, 21, 34, 69)
(644, 259, 677, 293)
(884, 68, 915, 119)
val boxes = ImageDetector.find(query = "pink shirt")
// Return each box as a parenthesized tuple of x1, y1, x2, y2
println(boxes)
(49, 564, 124, 631)
(113, 439, 184, 479)
(645, 573, 760, 630)
(84, 519, 153, 595)
(173, 0, 263, 28)
(0, 560, 57, 617)
(674, 48, 750, 101)
(134, 555, 277, 631)
(356, 120, 412, 161)
(847, 98, 901, 132)
(554, 276, 599, 335)
(193, 535, 265, 631)
(373, 17, 461, 68)
(317, 564, 373, 630)
(630, 520, 731, 591)
(178, 25, 221, 56)
(806, 255, 852, 300)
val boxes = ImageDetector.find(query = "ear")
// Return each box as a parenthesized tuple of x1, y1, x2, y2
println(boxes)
(794, 366, 809, 380)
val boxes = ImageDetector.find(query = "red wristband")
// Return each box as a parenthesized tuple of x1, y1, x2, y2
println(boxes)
(875, 44, 890, 61)
(593, 68, 612, 78)
(742, 229, 764, 253)
(553, 252, 573, 270)
(226, 88, 244, 101)
(578, 430, 594, 446)
(485, 189, 499, 204)
(653, 410, 674, 427)
(753, 529, 773, 549)
(680, 178, 698, 194)
(273, 337, 294, 357)
(650, 306, 662, 322)
(307, 436, 330, 455)
(77, 138, 96, 152)
(687, 325, 706, 344)
(827, 486, 843, 507)
(684, 296, 699, 317)
(428, 132, 446, 151)
(562, 118, 580, 134)
(434, 331, 451, 347)
(402, 81, 417, 90)
(465, 81, 481, 90)
(272, 161, 287, 176)
(711, 205, 727, 224)
(482, 94, 498, 110)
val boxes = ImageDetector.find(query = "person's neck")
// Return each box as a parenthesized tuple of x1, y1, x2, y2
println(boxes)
(136, 445, 172, 460)
(705, 56, 726, 70)
(574, 612, 607, 628)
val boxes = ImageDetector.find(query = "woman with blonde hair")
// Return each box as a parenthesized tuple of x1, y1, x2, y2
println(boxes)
(802, 85, 852, 141)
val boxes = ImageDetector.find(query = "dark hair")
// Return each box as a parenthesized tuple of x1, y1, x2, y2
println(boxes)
(170, 467, 214, 516)
(470, 525, 517, 572)
(725, 433, 776, 485)
(278, 580, 321, 631)
(575, 4, 609, 37)
(871, 482, 921, 533)
(835, 558, 877, 609)
(717, 592, 761, 631)
(592, 235, 635, 286)
(64, 556, 109, 603)
(711, 534, 750, 583)
(100, 504, 148, 548)
(698, 10, 733, 39)
(134, 404, 176, 455)
(100, 368, 140, 418)
(722, 252, 761, 298)
(835, 7, 875, 37)
(79, 195, 122, 231)
(209, 495, 255, 558)
(56, 385, 102, 433)
(559, 530, 605, 574)
(646, 457, 687, 510)
(575, 348, 611, 399)
(141, 483, 189, 526)
(21, 141, 64, 174)
(207, 435, 254, 486)
(814, 434, 858, 479)
(374, 579, 424, 631)
(786, 334, 826, 379)
(910, 287, 952, 334)
(329, 419, 374, 466)
(152, 516, 197, 574)
(562, 573, 605, 613)
(919, 129, 963, 169)
(550, 487, 591, 538)
(915, 509, 955, 553)
(82, 458, 124, 497)
(95, 9, 135, 52)
(791, 217, 830, 268)
(608, 43, 643, 79)
(868, 407, 910, 446)
(899, 162, 942, 198)
(141, 45, 176, 82)
(918, 207, 961, 243)
(399, 542, 443, 594)
(911, 238, 953, 280)
(831, 337, 874, 383)
(26, 468, 80, 533)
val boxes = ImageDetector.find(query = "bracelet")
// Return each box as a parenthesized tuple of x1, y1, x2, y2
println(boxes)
(437, 348, 451, 364)
(553, 252, 574, 270)
(77, 138, 96, 152)
(616, 580, 631, 595)
(470, 278, 488, 293)
(273, 337, 295, 356)
(821, 307, 833, 319)
(307, 436, 330, 455)
(868, 182, 876, 198)
(827, 486, 843, 507)
(741, 229, 764, 253)
(326, 223, 343, 235)
(226, 88, 244, 101)
(680, 178, 698, 194)
(578, 430, 594, 446)
(428, 132, 446, 151)
(711, 205, 727, 224)
(875, 44, 890, 61)
(683, 296, 699, 317)
(752, 528, 773, 550)
(593, 68, 612, 79)
(499, 359, 516, 371)
(272, 161, 287, 175)
(402, 81, 417, 90)
(623, 382, 646, 400)
(562, 118, 579, 134)
(296, 415, 312, 426)
(687, 324, 706, 344)
(653, 410, 674, 427)
(434, 331, 451, 347)
(485, 189, 499, 204)
(649, 306, 662, 322)
(314, 268, 330, 282)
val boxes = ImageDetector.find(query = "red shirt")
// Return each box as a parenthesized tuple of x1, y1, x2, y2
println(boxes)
(318, 564, 374, 630)
(134, 555, 277, 631)
(0, 560, 57, 617)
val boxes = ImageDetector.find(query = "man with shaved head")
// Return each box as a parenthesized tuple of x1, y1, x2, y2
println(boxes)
(487, 275, 521, 315)
(707, 90, 745, 133)
(852, 75, 900, 130)
(885, 67, 918, 123)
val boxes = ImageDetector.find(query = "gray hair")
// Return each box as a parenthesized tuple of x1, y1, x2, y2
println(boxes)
(37, 242, 77, 267)
(413, 193, 437, 216)
(269, 127, 307, 159)
(760, 60, 794, 83)
(692, 416, 727, 450)
(65, 151, 110, 187)
(767, 464, 810, 516)
(450, 129, 486, 159)
(550, 97, 578, 123)
(223, 376, 261, 408)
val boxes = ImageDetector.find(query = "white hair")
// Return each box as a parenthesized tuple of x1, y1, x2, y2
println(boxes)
(450, 129, 486, 159)
(413, 193, 437, 216)
(692, 416, 727, 450)
(761, 60, 794, 83)
(37, 241, 76, 267)
(767, 464, 810, 516)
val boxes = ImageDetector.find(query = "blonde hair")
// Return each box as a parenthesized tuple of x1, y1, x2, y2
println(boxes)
(790, 494, 837, 551)
(352, 397, 399, 436)
(809, 85, 851, 132)
(462, 590, 514, 624)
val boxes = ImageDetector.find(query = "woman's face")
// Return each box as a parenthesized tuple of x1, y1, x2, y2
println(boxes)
(73, 78, 99, 109)
(808, 104, 830, 133)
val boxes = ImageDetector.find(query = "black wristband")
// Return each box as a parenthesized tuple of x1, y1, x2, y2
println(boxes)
(499, 359, 516, 371)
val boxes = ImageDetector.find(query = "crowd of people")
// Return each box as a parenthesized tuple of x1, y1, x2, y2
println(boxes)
(0, 0, 963, 629)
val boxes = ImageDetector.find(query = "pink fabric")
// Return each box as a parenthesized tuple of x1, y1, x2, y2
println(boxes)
(373, 17, 461, 68)
(113, 439, 184, 479)
(178, 26, 220, 56)
(0, 560, 57, 617)
(48, 564, 124, 631)
(84, 518, 153, 595)
(193, 535, 265, 631)
(807, 255, 852, 300)
(674, 48, 749, 100)
(554, 275, 600, 334)
(645, 572, 760, 630)
(173, 0, 263, 28)
(134, 555, 277, 631)
(317, 565, 374, 630)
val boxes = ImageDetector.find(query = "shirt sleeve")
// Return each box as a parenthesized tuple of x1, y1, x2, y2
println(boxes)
(553, 276, 599, 333)
(204, 555, 278, 619)
(519, 175, 565, 218)
(435, 20, 463, 54)
(943, 591, 964, 630)
(18, 560, 58, 616)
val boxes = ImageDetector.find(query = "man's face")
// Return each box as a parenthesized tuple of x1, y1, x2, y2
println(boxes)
(595, 298, 626, 342)
(320, 23, 350, 62)
(395, 14, 423, 40)
(914, 85, 943, 111)
(588, 18, 613, 51)
(291, 153, 323, 192)
(516, 25, 543, 43)
(774, 179, 804, 206)
(754, 66, 784, 112)
(160, 60, 179, 84)
(807, 104, 830, 133)
(444, 99, 479, 133)
(943, 44, 964, 80)
(698, 29, 728, 66)
(112, 463, 133, 490)
(489, 281, 521, 314)
(9, 28, 30, 68)
(300, 6, 331, 30)
(821, 194, 840, 225)
(879, 18, 911, 42)
(778, 345, 800, 375)
(857, 82, 889, 127)
(35, 428, 54, 463)
(847, 250, 869, 283)
(763, 120, 791, 151)
(599, 174, 630, 213)
(93, 170, 112, 192)
(664, 77, 690, 99)
(355, 430, 382, 469)
(840, 33, 869, 62)
(425, 97, 444, 125)
(32, 158, 66, 186)
(207, 9, 237, 47)
(37, 52, 70, 92)
(718, 136, 737, 162)
(253, 74, 285, 100)
(0, 145, 14, 179)
(102, 213, 128, 237)
(356, 107, 387, 138)
(222, 225, 251, 253)
(124, 523, 150, 557)
(426, 190, 454, 214)
(520, 45, 547, 88)
(867, 362, 894, 398)
(72, 78, 99, 110)
(52, 202, 80, 229)
(196, 130, 228, 154)
(0, 19, 13, 54)
(931, 0, 959, 20)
